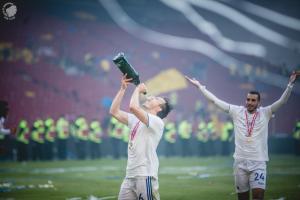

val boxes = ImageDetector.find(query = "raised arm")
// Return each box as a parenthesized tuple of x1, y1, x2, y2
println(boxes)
(129, 83, 149, 126)
(270, 72, 297, 113)
(109, 74, 132, 125)
(185, 76, 230, 112)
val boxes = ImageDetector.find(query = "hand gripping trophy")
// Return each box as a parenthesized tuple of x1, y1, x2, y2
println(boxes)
(113, 52, 146, 94)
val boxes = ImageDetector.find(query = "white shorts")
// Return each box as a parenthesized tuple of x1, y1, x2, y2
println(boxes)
(118, 176, 160, 200)
(233, 159, 267, 193)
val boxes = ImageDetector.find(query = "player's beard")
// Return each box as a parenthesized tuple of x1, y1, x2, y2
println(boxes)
(247, 104, 258, 113)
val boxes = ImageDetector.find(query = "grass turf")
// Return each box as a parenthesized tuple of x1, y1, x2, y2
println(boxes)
(1, 155, 300, 200)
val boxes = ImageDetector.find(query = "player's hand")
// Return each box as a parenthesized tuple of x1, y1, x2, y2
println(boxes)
(137, 83, 147, 94)
(289, 71, 299, 84)
(185, 76, 202, 88)
(121, 74, 132, 90)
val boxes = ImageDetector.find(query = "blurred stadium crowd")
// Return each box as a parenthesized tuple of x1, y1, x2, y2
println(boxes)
(1, 0, 300, 161)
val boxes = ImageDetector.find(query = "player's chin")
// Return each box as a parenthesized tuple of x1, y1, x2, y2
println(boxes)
(246, 106, 254, 112)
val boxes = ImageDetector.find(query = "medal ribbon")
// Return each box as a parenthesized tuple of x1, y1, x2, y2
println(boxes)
(245, 110, 258, 137)
(130, 121, 141, 141)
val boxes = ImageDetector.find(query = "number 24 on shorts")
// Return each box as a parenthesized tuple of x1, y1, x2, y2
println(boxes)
(254, 172, 265, 181)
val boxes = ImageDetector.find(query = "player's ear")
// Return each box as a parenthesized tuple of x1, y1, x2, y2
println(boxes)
(157, 105, 162, 112)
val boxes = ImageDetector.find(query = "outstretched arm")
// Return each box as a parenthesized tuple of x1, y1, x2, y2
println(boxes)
(129, 83, 149, 126)
(270, 72, 297, 113)
(109, 74, 132, 125)
(185, 76, 230, 112)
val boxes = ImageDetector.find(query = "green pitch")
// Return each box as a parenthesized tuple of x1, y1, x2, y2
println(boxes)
(1, 155, 300, 200)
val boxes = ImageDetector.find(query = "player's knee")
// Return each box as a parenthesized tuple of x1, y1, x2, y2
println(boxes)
(252, 188, 264, 200)
(237, 191, 249, 200)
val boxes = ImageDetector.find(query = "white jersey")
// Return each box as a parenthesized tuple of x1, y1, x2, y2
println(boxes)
(0, 117, 10, 136)
(126, 113, 164, 179)
(229, 105, 272, 161)
(198, 83, 293, 162)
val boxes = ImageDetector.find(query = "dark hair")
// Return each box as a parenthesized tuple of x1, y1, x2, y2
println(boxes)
(157, 97, 173, 119)
(0, 100, 9, 118)
(248, 91, 260, 101)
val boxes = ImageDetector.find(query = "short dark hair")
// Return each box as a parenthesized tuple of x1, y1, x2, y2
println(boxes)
(248, 91, 260, 101)
(157, 97, 173, 119)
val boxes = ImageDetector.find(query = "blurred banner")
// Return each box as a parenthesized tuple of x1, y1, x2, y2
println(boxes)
(145, 68, 187, 95)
